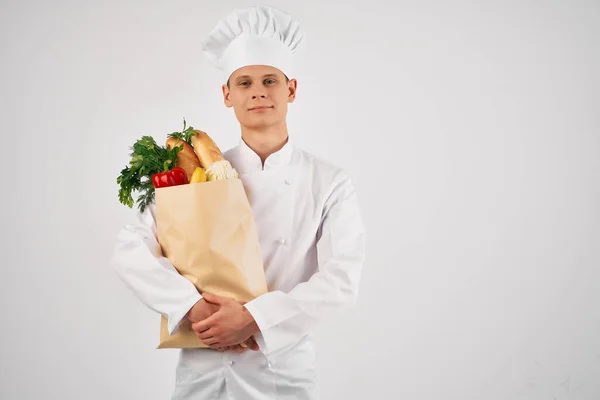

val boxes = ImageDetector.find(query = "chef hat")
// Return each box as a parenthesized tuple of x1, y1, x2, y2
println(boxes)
(201, 5, 305, 83)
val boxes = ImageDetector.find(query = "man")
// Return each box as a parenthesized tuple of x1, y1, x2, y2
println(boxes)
(111, 5, 366, 399)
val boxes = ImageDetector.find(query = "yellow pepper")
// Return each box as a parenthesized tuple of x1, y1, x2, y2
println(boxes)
(189, 167, 207, 184)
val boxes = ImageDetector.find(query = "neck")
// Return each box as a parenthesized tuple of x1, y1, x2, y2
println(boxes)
(241, 122, 289, 165)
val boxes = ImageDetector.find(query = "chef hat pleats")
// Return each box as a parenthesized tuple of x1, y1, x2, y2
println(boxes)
(201, 5, 305, 82)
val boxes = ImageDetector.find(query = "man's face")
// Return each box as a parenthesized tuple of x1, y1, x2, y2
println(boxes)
(222, 65, 297, 130)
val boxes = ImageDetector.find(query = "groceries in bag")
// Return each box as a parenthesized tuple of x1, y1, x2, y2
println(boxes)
(115, 119, 268, 349)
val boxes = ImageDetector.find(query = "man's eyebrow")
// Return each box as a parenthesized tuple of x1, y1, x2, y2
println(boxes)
(234, 73, 279, 81)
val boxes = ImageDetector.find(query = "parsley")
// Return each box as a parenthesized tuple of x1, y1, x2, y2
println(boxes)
(116, 118, 193, 213)
(167, 117, 196, 145)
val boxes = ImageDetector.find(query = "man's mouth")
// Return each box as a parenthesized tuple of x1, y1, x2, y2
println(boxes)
(248, 106, 274, 111)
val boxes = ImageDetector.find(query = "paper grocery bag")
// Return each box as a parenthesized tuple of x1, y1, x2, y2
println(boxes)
(154, 178, 268, 349)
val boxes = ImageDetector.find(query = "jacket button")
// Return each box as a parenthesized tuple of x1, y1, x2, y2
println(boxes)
(228, 360, 234, 366)
(285, 179, 292, 185)
(278, 238, 286, 245)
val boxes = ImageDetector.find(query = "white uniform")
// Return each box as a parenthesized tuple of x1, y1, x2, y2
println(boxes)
(110, 138, 367, 399)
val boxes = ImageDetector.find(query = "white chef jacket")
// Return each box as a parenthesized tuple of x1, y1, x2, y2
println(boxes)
(110, 137, 367, 399)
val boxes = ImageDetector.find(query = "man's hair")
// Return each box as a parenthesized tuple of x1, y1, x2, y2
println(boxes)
(226, 74, 290, 89)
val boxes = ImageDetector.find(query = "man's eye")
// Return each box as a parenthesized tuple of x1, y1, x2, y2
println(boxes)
(239, 81, 249, 86)
(265, 79, 275, 84)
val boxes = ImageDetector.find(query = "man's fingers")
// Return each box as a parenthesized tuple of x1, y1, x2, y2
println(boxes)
(192, 313, 219, 334)
(196, 328, 218, 341)
(246, 336, 259, 351)
(202, 292, 230, 306)
(217, 345, 244, 353)
(203, 339, 220, 348)
(210, 342, 252, 353)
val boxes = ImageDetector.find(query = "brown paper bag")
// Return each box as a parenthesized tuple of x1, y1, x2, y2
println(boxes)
(154, 178, 268, 349)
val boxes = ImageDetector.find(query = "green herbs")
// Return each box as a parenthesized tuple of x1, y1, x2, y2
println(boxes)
(116, 118, 194, 213)
(167, 118, 196, 146)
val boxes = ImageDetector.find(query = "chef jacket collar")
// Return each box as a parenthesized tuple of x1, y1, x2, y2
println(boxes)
(237, 136, 294, 173)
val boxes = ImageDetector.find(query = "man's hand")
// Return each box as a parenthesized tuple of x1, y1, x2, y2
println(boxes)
(191, 292, 260, 350)
(185, 298, 219, 323)
(215, 336, 259, 353)
(186, 297, 257, 352)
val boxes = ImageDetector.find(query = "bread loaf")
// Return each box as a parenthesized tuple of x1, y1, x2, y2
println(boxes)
(165, 137, 202, 181)
(190, 130, 239, 181)
(190, 130, 224, 169)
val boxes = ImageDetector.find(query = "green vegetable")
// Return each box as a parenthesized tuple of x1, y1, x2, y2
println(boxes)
(166, 118, 196, 146)
(116, 118, 194, 213)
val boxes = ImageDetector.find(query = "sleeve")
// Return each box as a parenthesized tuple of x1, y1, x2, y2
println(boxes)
(109, 203, 202, 335)
(243, 172, 366, 355)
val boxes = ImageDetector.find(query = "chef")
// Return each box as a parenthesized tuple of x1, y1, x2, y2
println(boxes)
(110, 5, 366, 399)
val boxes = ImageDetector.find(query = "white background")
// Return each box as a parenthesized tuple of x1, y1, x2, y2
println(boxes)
(1, 0, 599, 399)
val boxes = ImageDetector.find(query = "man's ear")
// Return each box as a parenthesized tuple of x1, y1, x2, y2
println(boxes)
(287, 78, 297, 104)
(222, 84, 232, 108)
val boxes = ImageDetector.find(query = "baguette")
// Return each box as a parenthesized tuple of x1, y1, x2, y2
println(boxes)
(165, 137, 202, 181)
(190, 130, 224, 169)
(190, 130, 238, 181)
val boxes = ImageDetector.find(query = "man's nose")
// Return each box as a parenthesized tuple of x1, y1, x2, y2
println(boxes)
(251, 86, 267, 99)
